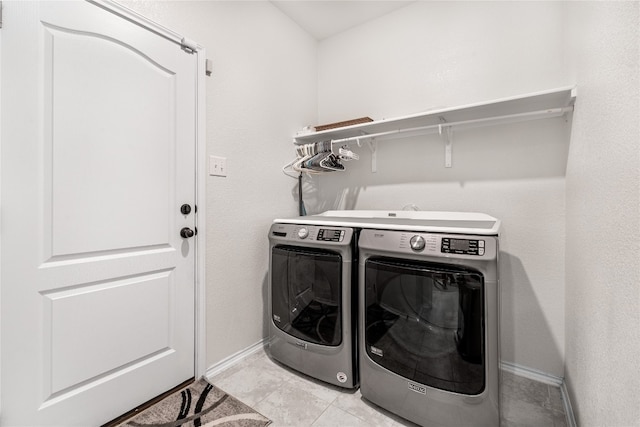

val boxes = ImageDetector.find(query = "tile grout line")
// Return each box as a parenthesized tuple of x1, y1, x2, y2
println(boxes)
(331, 400, 371, 426)
(309, 403, 334, 426)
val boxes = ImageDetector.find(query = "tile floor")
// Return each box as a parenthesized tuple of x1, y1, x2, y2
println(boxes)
(208, 347, 568, 427)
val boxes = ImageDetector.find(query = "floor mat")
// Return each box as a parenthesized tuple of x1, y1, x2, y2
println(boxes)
(117, 378, 271, 427)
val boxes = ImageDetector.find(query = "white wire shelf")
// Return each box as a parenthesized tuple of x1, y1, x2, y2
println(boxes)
(293, 86, 576, 146)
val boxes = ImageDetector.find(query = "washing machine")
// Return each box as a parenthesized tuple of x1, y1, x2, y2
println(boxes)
(358, 214, 500, 427)
(268, 221, 358, 388)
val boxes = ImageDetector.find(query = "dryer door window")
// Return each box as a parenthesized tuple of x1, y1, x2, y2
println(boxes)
(271, 246, 342, 346)
(364, 257, 485, 395)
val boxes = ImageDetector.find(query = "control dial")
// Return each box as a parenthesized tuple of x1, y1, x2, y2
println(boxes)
(297, 227, 309, 239)
(410, 235, 426, 252)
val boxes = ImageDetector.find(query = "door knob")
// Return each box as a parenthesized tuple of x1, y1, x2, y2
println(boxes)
(180, 227, 195, 238)
(180, 204, 192, 215)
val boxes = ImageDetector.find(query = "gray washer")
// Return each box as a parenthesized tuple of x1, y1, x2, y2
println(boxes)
(268, 222, 358, 388)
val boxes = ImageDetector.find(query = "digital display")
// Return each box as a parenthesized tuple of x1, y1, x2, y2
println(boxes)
(450, 239, 470, 251)
(441, 238, 484, 256)
(317, 229, 344, 242)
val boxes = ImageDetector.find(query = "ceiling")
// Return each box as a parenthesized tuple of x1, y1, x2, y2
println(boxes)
(270, 1, 414, 41)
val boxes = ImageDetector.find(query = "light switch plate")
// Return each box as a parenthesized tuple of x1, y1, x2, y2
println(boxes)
(209, 155, 227, 177)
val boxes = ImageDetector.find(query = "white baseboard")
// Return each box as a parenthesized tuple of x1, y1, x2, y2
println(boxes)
(500, 361, 576, 427)
(500, 361, 563, 386)
(204, 338, 268, 380)
(560, 380, 577, 427)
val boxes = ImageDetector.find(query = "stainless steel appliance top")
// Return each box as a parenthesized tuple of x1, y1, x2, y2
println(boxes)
(274, 210, 500, 236)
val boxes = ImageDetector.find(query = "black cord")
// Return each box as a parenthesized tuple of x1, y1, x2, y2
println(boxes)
(298, 173, 307, 216)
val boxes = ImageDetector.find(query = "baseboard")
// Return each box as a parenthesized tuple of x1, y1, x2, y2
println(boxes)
(204, 338, 268, 380)
(500, 361, 576, 427)
(500, 361, 563, 386)
(560, 380, 577, 427)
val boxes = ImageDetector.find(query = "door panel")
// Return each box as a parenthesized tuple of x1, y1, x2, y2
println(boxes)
(1, 1, 197, 425)
(45, 23, 176, 257)
(44, 270, 173, 394)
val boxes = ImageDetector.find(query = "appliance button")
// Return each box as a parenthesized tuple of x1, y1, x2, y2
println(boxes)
(410, 235, 426, 252)
(479, 248, 485, 255)
(298, 228, 309, 239)
(479, 240, 485, 248)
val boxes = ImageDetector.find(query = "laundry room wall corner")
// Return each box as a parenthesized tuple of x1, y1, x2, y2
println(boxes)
(563, 2, 640, 425)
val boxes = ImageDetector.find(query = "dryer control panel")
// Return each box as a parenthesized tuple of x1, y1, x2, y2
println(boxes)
(359, 229, 497, 261)
(441, 237, 485, 256)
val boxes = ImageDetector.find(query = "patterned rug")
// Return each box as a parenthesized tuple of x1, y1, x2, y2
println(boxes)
(118, 378, 271, 427)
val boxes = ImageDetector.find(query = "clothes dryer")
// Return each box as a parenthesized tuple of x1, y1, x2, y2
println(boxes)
(358, 215, 500, 427)
(268, 222, 358, 388)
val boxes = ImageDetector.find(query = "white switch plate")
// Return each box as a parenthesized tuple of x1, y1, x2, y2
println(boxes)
(209, 155, 227, 177)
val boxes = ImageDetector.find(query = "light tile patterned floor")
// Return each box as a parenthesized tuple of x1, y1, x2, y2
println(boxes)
(208, 348, 567, 427)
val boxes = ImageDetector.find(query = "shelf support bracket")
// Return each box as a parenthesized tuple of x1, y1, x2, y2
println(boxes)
(439, 119, 453, 168)
(367, 139, 377, 173)
(444, 129, 453, 168)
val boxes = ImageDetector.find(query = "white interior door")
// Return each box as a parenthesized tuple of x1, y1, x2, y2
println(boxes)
(1, 1, 198, 425)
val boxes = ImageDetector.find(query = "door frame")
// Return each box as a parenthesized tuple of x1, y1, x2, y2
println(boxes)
(0, 0, 208, 414)
(89, 0, 209, 378)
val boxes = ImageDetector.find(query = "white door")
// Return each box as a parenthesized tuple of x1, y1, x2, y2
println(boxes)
(1, 1, 198, 425)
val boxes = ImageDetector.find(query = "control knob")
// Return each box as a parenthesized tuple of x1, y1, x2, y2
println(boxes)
(297, 227, 309, 239)
(410, 235, 426, 252)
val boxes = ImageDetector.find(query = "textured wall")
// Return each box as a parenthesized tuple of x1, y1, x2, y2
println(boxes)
(314, 1, 571, 376)
(564, 2, 640, 425)
(120, 1, 318, 367)
(112, 8, 640, 425)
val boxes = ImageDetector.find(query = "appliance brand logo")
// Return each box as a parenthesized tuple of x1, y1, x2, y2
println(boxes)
(408, 382, 427, 395)
(373, 233, 385, 238)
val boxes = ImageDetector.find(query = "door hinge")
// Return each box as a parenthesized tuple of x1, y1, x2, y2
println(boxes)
(180, 37, 197, 54)
(206, 59, 213, 77)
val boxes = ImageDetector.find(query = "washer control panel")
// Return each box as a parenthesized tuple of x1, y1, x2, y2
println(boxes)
(270, 223, 351, 245)
(441, 237, 485, 256)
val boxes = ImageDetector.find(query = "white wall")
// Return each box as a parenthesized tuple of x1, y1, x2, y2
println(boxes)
(120, 1, 317, 367)
(314, 1, 571, 377)
(111, 6, 640, 426)
(564, 2, 640, 425)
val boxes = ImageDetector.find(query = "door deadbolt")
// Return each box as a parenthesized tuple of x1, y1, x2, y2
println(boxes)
(180, 204, 192, 215)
